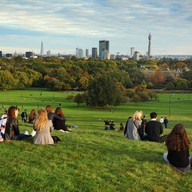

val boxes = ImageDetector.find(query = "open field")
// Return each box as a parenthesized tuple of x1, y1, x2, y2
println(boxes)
(0, 89, 192, 192)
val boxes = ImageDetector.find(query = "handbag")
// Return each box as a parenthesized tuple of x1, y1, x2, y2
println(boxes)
(52, 136, 61, 143)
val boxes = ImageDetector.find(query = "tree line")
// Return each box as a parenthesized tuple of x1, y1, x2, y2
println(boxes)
(0, 56, 192, 106)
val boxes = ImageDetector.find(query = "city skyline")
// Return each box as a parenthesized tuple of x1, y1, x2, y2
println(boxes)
(0, 0, 192, 56)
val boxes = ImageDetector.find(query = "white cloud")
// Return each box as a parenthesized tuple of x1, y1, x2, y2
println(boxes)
(0, 0, 192, 54)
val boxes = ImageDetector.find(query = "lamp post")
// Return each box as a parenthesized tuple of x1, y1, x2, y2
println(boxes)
(168, 95, 171, 117)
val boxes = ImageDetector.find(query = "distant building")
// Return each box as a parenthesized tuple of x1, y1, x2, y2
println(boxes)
(133, 51, 140, 61)
(0, 51, 2, 58)
(26, 51, 34, 58)
(99, 40, 109, 58)
(76, 48, 84, 58)
(92, 47, 98, 58)
(40, 41, 44, 56)
(148, 33, 152, 58)
(130, 47, 135, 57)
(47, 50, 51, 56)
(85, 49, 89, 57)
(110, 54, 115, 59)
(6, 53, 12, 58)
(102, 50, 110, 60)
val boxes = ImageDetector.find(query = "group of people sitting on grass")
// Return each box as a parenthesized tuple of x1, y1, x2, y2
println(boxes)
(124, 111, 192, 172)
(1, 106, 191, 172)
(0, 105, 71, 144)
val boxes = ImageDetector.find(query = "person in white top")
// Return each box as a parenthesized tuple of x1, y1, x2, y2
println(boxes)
(159, 117, 164, 124)
(0, 110, 7, 141)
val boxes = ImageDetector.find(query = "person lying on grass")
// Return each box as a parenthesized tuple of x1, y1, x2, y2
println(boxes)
(163, 123, 192, 172)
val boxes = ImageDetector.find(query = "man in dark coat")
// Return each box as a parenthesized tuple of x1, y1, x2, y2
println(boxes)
(144, 112, 167, 143)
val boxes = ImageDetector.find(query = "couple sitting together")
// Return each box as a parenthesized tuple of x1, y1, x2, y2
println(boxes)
(125, 111, 192, 172)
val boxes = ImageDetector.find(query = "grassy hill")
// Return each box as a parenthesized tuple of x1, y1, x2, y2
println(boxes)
(0, 89, 192, 192)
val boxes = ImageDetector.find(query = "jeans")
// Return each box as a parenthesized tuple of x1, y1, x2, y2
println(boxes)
(16, 134, 32, 140)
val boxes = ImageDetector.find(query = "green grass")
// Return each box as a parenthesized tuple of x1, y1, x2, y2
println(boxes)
(0, 89, 192, 192)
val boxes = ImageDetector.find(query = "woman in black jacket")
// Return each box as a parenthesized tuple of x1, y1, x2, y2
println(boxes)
(53, 107, 71, 132)
(5, 106, 31, 140)
(163, 123, 191, 172)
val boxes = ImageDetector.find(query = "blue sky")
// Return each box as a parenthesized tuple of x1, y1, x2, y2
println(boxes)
(0, 0, 192, 55)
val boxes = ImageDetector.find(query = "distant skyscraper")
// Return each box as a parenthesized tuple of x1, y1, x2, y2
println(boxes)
(148, 33, 152, 58)
(99, 40, 109, 58)
(86, 49, 89, 57)
(130, 47, 135, 57)
(40, 41, 44, 56)
(0, 51, 2, 58)
(92, 48, 98, 58)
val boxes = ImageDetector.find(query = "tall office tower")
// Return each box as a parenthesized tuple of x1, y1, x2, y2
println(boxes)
(0, 51, 2, 58)
(92, 47, 97, 58)
(40, 41, 44, 56)
(130, 47, 135, 57)
(99, 40, 109, 58)
(85, 49, 89, 57)
(148, 33, 152, 58)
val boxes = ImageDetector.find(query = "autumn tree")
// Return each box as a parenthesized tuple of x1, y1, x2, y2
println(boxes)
(151, 70, 166, 85)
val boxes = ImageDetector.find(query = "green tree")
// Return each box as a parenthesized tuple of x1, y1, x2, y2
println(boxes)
(14, 71, 30, 88)
(74, 93, 86, 106)
(0, 70, 15, 90)
(87, 74, 121, 106)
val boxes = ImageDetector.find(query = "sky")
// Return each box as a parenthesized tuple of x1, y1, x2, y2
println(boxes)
(0, 0, 192, 56)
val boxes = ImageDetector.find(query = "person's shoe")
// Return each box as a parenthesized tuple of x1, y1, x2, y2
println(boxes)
(59, 129, 65, 132)
(24, 131, 29, 135)
(65, 131, 70, 133)
(31, 130, 36, 137)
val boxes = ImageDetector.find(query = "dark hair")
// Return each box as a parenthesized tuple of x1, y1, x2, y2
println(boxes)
(29, 109, 36, 120)
(166, 123, 190, 151)
(46, 105, 53, 113)
(7, 106, 18, 119)
(55, 107, 64, 118)
(150, 112, 157, 119)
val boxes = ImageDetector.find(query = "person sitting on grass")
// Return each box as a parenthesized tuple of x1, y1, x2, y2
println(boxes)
(33, 108, 54, 144)
(163, 123, 191, 172)
(143, 112, 167, 142)
(28, 109, 36, 124)
(53, 107, 71, 133)
(119, 123, 124, 132)
(21, 109, 28, 123)
(5, 106, 32, 141)
(0, 110, 7, 141)
(124, 111, 143, 140)
(46, 105, 65, 123)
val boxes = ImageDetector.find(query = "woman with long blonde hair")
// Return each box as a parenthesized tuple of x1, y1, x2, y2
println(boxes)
(33, 108, 54, 144)
(124, 111, 143, 140)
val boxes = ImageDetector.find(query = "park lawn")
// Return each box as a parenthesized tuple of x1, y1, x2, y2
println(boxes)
(0, 89, 192, 192)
